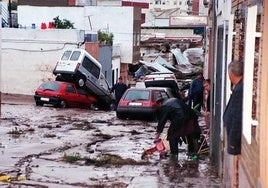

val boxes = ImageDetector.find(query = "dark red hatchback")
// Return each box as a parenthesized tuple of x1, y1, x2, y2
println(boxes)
(116, 87, 170, 121)
(34, 81, 97, 108)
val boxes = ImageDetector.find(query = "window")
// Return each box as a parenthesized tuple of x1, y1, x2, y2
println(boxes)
(99, 74, 109, 91)
(82, 56, 101, 79)
(77, 88, 87, 96)
(242, 5, 261, 144)
(70, 51, 81, 61)
(61, 50, 72, 60)
(66, 85, 76, 93)
(125, 90, 149, 101)
(153, 90, 169, 101)
(40, 82, 60, 91)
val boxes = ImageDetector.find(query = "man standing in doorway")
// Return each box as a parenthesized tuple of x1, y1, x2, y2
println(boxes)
(223, 60, 243, 188)
(110, 76, 128, 109)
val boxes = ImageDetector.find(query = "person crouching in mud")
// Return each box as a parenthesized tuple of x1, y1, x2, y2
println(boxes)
(155, 97, 201, 160)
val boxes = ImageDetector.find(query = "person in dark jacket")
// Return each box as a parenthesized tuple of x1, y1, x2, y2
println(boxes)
(188, 72, 204, 112)
(155, 98, 201, 159)
(223, 60, 243, 188)
(110, 76, 128, 109)
(223, 60, 243, 155)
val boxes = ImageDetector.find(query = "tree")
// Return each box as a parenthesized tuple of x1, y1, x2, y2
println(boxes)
(53, 16, 75, 29)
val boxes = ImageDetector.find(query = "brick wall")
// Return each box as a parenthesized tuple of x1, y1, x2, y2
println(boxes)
(85, 42, 100, 61)
(240, 136, 259, 187)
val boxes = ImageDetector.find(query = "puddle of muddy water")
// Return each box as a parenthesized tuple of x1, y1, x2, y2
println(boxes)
(0, 103, 222, 187)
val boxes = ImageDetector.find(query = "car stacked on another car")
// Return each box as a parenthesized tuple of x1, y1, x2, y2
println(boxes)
(34, 81, 97, 109)
(116, 87, 171, 121)
(53, 48, 115, 110)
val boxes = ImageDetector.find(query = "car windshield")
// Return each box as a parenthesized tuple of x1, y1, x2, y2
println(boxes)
(39, 82, 60, 91)
(124, 90, 150, 101)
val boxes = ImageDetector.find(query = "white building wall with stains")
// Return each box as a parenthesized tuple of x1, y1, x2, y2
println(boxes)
(1, 28, 84, 95)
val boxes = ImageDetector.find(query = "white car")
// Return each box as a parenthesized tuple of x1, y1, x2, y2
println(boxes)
(144, 72, 180, 96)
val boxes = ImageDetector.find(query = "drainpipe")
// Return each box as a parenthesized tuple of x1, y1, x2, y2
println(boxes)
(8, 0, 12, 27)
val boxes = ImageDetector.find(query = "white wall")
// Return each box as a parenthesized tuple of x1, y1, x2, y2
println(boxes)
(17, 5, 135, 64)
(1, 28, 84, 95)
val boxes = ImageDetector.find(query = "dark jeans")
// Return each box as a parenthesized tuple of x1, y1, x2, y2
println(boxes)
(193, 94, 203, 112)
(169, 135, 199, 156)
(169, 137, 180, 155)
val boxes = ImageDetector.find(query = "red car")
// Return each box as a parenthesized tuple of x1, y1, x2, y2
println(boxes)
(116, 87, 170, 121)
(34, 81, 97, 108)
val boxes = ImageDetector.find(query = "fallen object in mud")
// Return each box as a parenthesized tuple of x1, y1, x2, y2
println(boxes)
(141, 138, 168, 159)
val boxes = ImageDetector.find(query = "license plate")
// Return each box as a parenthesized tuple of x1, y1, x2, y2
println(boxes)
(40, 97, 49, 102)
(129, 102, 142, 106)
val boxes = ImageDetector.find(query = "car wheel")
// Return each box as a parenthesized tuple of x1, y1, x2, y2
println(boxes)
(59, 100, 67, 108)
(76, 77, 86, 88)
(109, 101, 116, 111)
(36, 101, 44, 106)
(90, 103, 98, 110)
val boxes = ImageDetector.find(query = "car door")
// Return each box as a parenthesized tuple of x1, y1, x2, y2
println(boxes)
(76, 88, 92, 107)
(64, 84, 80, 107)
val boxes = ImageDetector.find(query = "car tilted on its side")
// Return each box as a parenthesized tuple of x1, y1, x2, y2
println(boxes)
(116, 87, 171, 121)
(34, 81, 97, 108)
(53, 48, 115, 110)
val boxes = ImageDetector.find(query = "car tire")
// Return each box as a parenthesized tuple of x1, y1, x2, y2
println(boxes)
(36, 101, 44, 106)
(76, 76, 86, 88)
(90, 103, 98, 110)
(109, 101, 116, 111)
(59, 100, 67, 108)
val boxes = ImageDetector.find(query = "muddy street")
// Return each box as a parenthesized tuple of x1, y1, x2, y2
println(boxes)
(0, 97, 222, 187)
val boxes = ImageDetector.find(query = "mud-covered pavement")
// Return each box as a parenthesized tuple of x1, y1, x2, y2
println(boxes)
(0, 96, 222, 187)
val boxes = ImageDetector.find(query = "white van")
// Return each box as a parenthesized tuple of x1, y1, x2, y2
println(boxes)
(53, 49, 115, 109)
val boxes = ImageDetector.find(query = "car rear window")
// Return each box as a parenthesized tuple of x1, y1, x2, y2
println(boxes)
(70, 51, 81, 61)
(124, 90, 150, 101)
(61, 50, 72, 60)
(153, 90, 169, 101)
(39, 82, 60, 91)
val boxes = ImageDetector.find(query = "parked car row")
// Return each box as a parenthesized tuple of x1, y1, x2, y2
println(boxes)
(34, 48, 115, 110)
(34, 48, 180, 118)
